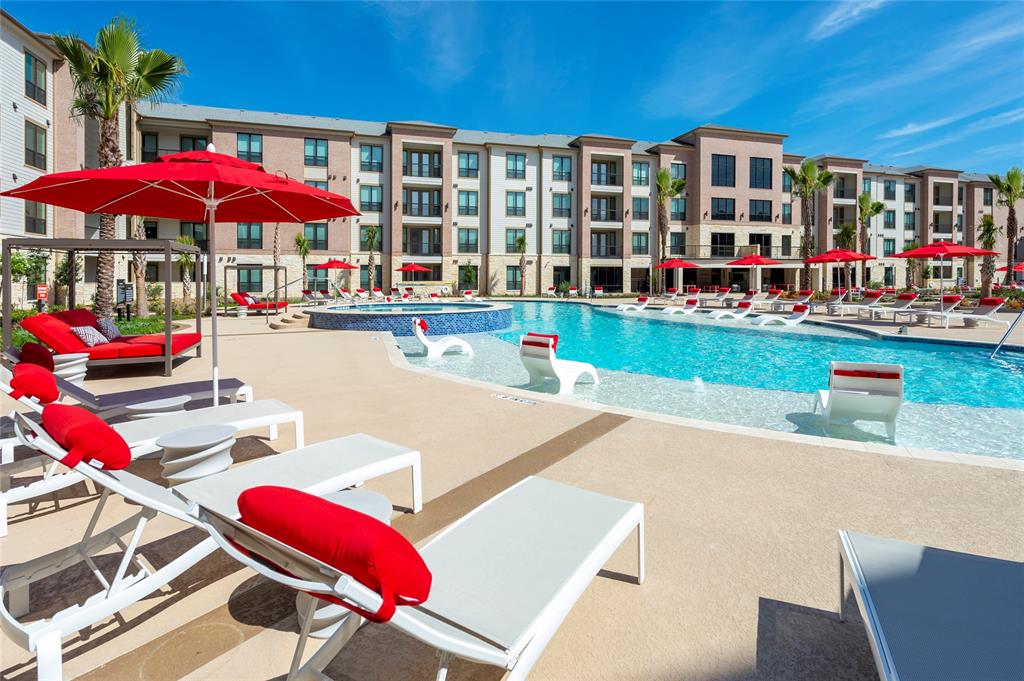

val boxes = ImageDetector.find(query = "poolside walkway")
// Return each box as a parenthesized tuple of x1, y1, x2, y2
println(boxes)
(1, 315, 1021, 680)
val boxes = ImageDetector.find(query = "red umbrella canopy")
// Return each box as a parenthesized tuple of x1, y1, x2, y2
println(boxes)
(804, 248, 875, 264)
(893, 241, 997, 259)
(726, 254, 782, 267)
(313, 259, 358, 270)
(0, 150, 359, 222)
(655, 258, 700, 269)
(996, 263, 1024, 272)
(396, 264, 432, 272)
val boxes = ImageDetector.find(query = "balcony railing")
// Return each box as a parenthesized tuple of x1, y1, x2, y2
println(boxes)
(655, 243, 801, 260)
(458, 167, 479, 178)
(360, 201, 383, 212)
(458, 206, 479, 216)
(360, 161, 383, 172)
(553, 171, 572, 181)
(590, 245, 621, 258)
(591, 173, 620, 186)
(507, 169, 526, 180)
(404, 164, 442, 178)
(933, 197, 953, 206)
(403, 203, 442, 217)
(506, 207, 526, 217)
(635, 210, 650, 221)
(591, 209, 619, 222)
(553, 208, 571, 218)
(669, 211, 684, 221)
(404, 242, 442, 256)
(833, 188, 856, 200)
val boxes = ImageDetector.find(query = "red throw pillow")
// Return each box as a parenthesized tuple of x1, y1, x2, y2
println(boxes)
(526, 332, 559, 351)
(793, 304, 809, 313)
(9, 363, 59, 404)
(685, 299, 698, 305)
(738, 302, 752, 308)
(237, 486, 431, 623)
(941, 295, 963, 304)
(416, 318, 428, 332)
(19, 342, 55, 372)
(979, 297, 1005, 306)
(40, 404, 131, 469)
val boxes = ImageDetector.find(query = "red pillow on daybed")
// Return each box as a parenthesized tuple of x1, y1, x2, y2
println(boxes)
(41, 404, 131, 469)
(19, 314, 88, 354)
(19, 342, 55, 372)
(525, 332, 558, 351)
(9, 363, 59, 404)
(237, 486, 431, 623)
(54, 308, 100, 329)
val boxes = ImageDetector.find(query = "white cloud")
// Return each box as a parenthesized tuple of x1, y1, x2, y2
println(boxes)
(810, 1, 887, 41)
(889, 107, 1024, 158)
(879, 115, 962, 139)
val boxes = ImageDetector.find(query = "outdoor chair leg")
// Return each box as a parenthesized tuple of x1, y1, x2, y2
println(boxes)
(636, 518, 646, 585)
(436, 652, 452, 681)
(35, 630, 64, 681)
(837, 550, 845, 622)
(288, 593, 318, 681)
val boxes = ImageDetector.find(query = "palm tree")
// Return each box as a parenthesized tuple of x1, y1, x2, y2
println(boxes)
(272, 222, 281, 299)
(294, 233, 310, 288)
(54, 18, 184, 320)
(784, 159, 835, 289)
(977, 214, 1002, 298)
(655, 168, 686, 293)
(856, 192, 884, 286)
(363, 225, 379, 292)
(989, 167, 1022, 285)
(513, 234, 527, 296)
(903, 240, 919, 289)
(836, 223, 858, 292)
(175, 235, 195, 302)
(129, 218, 151, 317)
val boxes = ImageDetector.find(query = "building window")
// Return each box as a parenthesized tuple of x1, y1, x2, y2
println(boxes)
(781, 234, 792, 257)
(306, 265, 329, 291)
(884, 266, 895, 287)
(882, 239, 896, 257)
(904, 183, 916, 202)
(632, 197, 649, 220)
(236, 223, 262, 249)
(143, 220, 158, 239)
(783, 172, 793, 193)
(181, 222, 208, 250)
(632, 232, 649, 255)
(457, 228, 479, 253)
(304, 180, 328, 191)
(552, 230, 571, 254)
(591, 196, 617, 221)
(458, 190, 478, 216)
(304, 223, 328, 250)
(506, 191, 526, 217)
(141, 133, 158, 162)
(782, 203, 792, 224)
(360, 144, 383, 172)
(553, 265, 571, 286)
(957, 214, 963, 230)
(711, 154, 735, 187)
(670, 198, 686, 221)
(884, 210, 896, 229)
(506, 228, 526, 253)
(553, 155, 572, 181)
(671, 162, 686, 181)
(958, 186, 964, 204)
(25, 201, 46, 234)
(359, 185, 383, 212)
(238, 266, 263, 293)
(359, 226, 381, 251)
(749, 200, 772, 222)
(404, 150, 441, 177)
(711, 232, 735, 257)
(25, 51, 46, 105)
(863, 178, 871, 194)
(749, 157, 772, 189)
(553, 193, 572, 218)
(711, 197, 735, 221)
(670, 232, 686, 256)
(403, 189, 441, 216)
(591, 160, 618, 185)
(749, 233, 772, 256)
(904, 212, 915, 229)
(180, 136, 208, 152)
(458, 151, 478, 178)
(506, 266, 522, 291)
(884, 180, 896, 201)
(506, 153, 526, 180)
(983, 188, 993, 206)
(24, 121, 47, 169)
(304, 138, 328, 166)
(632, 161, 650, 186)
(359, 265, 382, 289)
(237, 133, 263, 163)
(144, 263, 160, 282)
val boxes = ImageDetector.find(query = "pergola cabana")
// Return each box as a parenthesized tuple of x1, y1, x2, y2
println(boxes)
(2, 238, 202, 376)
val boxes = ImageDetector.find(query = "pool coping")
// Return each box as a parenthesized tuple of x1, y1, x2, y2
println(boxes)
(380, 325, 1024, 473)
(302, 301, 512, 316)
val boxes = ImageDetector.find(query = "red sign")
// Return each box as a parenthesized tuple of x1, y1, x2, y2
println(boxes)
(35, 284, 49, 301)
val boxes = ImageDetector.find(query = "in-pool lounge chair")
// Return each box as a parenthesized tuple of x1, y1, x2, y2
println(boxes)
(1, 407, 421, 680)
(661, 298, 700, 315)
(927, 296, 1005, 328)
(545, 286, 557, 297)
(752, 304, 810, 327)
(831, 290, 885, 318)
(230, 292, 288, 315)
(616, 296, 649, 312)
(813, 361, 903, 439)
(411, 318, 472, 360)
(200, 475, 644, 681)
(665, 287, 679, 301)
(519, 333, 599, 395)
(708, 301, 753, 320)
(837, 530, 1022, 681)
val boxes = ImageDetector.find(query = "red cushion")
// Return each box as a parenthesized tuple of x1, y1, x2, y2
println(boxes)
(525, 332, 558, 351)
(19, 342, 55, 372)
(20, 314, 88, 354)
(416, 318, 428, 332)
(54, 308, 100, 329)
(572, 286, 580, 290)
(302, 290, 313, 295)
(41, 403, 131, 469)
(685, 299, 698, 305)
(864, 291, 884, 299)
(799, 289, 813, 295)
(746, 290, 756, 296)
(9, 363, 59, 404)
(249, 301, 288, 310)
(119, 333, 202, 357)
(834, 369, 901, 380)
(373, 288, 382, 292)
(356, 289, 366, 293)
(768, 289, 782, 294)
(941, 295, 963, 304)
(793, 304, 809, 313)
(668, 288, 677, 293)
(230, 292, 249, 306)
(738, 301, 752, 308)
(464, 291, 474, 296)
(637, 296, 648, 302)
(237, 486, 431, 623)
(897, 293, 918, 300)
(979, 297, 1005, 306)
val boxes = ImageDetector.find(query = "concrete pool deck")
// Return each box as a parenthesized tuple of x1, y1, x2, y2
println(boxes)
(1, 314, 1021, 680)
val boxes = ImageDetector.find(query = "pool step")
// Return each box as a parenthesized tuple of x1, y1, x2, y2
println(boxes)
(269, 315, 309, 330)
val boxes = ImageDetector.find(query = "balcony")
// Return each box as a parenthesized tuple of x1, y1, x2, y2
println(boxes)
(833, 187, 856, 200)
(590, 245, 621, 258)
(591, 209, 619, 222)
(360, 161, 383, 172)
(933, 196, 953, 207)
(404, 241, 442, 256)
(403, 163, 442, 179)
(591, 173, 621, 187)
(403, 203, 442, 217)
(360, 201, 383, 213)
(553, 171, 572, 182)
(635, 210, 650, 221)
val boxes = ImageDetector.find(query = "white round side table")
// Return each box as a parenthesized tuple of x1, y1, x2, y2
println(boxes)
(53, 353, 89, 387)
(123, 394, 191, 420)
(156, 424, 237, 484)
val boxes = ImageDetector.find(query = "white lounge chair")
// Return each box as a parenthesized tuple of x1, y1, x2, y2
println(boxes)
(2, 408, 421, 680)
(616, 296, 650, 312)
(545, 286, 557, 297)
(934, 296, 1010, 328)
(708, 301, 753, 320)
(428, 292, 441, 302)
(569, 286, 580, 297)
(753, 288, 783, 310)
(753, 304, 810, 326)
(199, 475, 644, 681)
(661, 298, 700, 315)
(519, 333, 599, 395)
(462, 290, 480, 302)
(814, 288, 847, 313)
(906, 295, 963, 326)
(813, 361, 903, 440)
(355, 288, 369, 301)
(736, 290, 758, 306)
(665, 287, 679, 301)
(391, 286, 401, 297)
(371, 288, 386, 301)
(832, 290, 885, 318)
(882, 292, 920, 323)
(708, 287, 731, 306)
(411, 318, 473, 359)
(772, 289, 813, 311)
(338, 288, 354, 303)
(318, 289, 337, 304)
(302, 289, 324, 306)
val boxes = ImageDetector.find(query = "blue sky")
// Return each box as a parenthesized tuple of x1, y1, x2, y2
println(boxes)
(12, 1, 1024, 173)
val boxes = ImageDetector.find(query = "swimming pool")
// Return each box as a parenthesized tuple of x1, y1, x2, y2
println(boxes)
(400, 302, 1024, 459)
(306, 301, 511, 335)
(339, 303, 493, 313)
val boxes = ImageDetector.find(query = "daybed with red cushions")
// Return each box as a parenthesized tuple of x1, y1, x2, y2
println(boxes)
(229, 292, 288, 314)
(19, 308, 200, 376)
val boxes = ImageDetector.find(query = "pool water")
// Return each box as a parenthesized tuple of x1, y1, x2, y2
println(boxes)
(330, 303, 492, 313)
(400, 302, 1024, 460)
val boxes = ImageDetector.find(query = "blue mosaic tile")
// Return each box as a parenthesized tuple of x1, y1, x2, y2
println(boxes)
(307, 306, 511, 336)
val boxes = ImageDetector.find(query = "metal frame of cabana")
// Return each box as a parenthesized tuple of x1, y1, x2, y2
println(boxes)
(2, 238, 202, 377)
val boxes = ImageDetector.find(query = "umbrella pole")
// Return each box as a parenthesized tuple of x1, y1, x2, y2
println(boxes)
(208, 183, 220, 407)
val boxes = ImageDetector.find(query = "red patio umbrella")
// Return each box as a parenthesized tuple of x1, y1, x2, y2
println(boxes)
(312, 259, 358, 270)
(0, 146, 359, 405)
(395, 263, 432, 272)
(893, 241, 998, 294)
(725, 254, 782, 291)
(996, 263, 1024, 272)
(655, 258, 699, 294)
(804, 248, 875, 293)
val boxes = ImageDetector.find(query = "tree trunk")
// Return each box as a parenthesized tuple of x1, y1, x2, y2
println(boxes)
(301, 256, 308, 289)
(131, 218, 150, 317)
(519, 252, 526, 297)
(800, 193, 814, 289)
(658, 199, 669, 294)
(273, 224, 281, 297)
(94, 117, 122, 320)
(182, 263, 193, 300)
(981, 255, 994, 298)
(859, 222, 870, 285)
(1005, 207, 1018, 285)
(366, 252, 375, 291)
